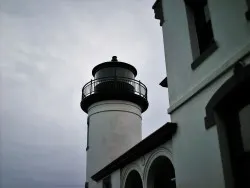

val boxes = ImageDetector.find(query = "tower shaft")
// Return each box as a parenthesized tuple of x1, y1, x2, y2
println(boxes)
(86, 100, 142, 179)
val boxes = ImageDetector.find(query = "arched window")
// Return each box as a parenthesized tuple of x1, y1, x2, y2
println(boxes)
(147, 156, 176, 188)
(124, 170, 143, 188)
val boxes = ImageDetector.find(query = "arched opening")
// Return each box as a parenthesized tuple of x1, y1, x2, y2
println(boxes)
(124, 170, 143, 188)
(147, 156, 176, 188)
(205, 63, 250, 187)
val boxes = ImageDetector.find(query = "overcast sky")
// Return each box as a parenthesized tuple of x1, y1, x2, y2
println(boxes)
(0, 0, 170, 187)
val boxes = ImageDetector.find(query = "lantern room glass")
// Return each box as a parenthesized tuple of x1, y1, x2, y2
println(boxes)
(95, 67, 135, 79)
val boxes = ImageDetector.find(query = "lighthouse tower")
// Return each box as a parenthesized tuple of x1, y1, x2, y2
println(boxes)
(81, 56, 148, 185)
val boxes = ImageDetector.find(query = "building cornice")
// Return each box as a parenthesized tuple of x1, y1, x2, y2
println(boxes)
(167, 43, 250, 114)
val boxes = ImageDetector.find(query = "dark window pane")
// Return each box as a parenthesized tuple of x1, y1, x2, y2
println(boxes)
(186, 0, 214, 56)
(95, 67, 134, 79)
(239, 104, 250, 152)
(95, 68, 115, 78)
(116, 68, 134, 79)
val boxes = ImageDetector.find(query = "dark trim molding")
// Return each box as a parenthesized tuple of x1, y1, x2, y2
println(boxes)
(160, 77, 168, 88)
(191, 41, 218, 70)
(91, 122, 177, 181)
(81, 91, 149, 113)
(205, 63, 250, 129)
(152, 0, 165, 26)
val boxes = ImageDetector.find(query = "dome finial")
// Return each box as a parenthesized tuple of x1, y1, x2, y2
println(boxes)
(111, 56, 118, 62)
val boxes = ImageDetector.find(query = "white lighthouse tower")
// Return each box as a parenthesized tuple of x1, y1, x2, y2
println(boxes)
(81, 56, 148, 187)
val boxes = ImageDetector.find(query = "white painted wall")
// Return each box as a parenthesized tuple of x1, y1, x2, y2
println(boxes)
(159, 0, 250, 187)
(168, 55, 250, 188)
(170, 71, 232, 188)
(161, 0, 250, 105)
(86, 100, 142, 184)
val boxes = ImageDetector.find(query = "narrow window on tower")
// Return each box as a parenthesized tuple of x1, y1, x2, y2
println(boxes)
(86, 116, 90, 151)
(185, 0, 218, 69)
(85, 182, 89, 188)
(103, 176, 112, 188)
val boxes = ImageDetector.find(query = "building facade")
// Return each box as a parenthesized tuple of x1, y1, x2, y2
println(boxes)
(154, 0, 250, 187)
(81, 0, 250, 188)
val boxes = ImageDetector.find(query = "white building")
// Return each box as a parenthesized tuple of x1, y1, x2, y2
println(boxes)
(80, 0, 250, 187)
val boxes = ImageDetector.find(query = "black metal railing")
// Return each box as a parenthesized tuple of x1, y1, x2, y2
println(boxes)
(82, 76, 147, 100)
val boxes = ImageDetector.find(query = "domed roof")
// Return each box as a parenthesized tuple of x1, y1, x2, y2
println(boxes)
(92, 56, 137, 77)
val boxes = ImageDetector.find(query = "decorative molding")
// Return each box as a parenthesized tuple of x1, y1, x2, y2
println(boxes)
(168, 43, 250, 114)
(143, 147, 173, 184)
(152, 0, 165, 26)
(141, 156, 146, 166)
(121, 165, 142, 188)
(204, 63, 250, 129)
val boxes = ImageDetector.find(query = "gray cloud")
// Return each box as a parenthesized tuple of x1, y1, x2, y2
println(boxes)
(0, 0, 169, 187)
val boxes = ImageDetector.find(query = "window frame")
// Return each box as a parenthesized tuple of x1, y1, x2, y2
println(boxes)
(185, 0, 218, 70)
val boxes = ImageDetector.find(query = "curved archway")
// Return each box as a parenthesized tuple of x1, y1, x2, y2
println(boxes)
(205, 63, 250, 129)
(205, 63, 250, 187)
(147, 156, 176, 188)
(124, 170, 143, 188)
